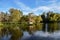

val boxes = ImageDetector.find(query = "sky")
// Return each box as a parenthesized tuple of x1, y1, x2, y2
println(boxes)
(0, 0, 60, 15)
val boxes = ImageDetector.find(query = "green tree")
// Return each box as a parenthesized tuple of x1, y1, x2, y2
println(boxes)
(9, 8, 23, 22)
(47, 11, 59, 22)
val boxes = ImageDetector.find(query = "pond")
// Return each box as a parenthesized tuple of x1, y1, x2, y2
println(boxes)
(21, 31, 60, 40)
(1, 23, 60, 40)
(1, 31, 60, 40)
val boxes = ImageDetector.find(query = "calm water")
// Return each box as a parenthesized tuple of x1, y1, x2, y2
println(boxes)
(1, 31, 60, 40)
(21, 31, 60, 40)
(1, 23, 60, 40)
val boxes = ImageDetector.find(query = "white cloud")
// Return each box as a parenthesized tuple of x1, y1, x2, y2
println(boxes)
(35, 0, 57, 6)
(33, 6, 50, 12)
(34, 0, 60, 14)
(14, 0, 60, 15)
(14, 0, 32, 12)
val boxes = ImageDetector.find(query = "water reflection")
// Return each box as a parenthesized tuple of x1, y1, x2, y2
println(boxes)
(42, 23, 60, 32)
(47, 23, 60, 32)
(21, 31, 60, 40)
(0, 23, 60, 40)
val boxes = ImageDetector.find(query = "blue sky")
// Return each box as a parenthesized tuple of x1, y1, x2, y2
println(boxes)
(0, 0, 60, 15)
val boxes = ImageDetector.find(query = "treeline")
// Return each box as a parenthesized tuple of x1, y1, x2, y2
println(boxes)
(41, 12, 60, 23)
(0, 8, 60, 40)
(0, 8, 60, 31)
(0, 9, 60, 23)
(0, 8, 43, 31)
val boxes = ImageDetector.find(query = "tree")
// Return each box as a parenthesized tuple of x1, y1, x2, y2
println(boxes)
(41, 12, 46, 22)
(0, 12, 6, 22)
(9, 8, 23, 22)
(20, 15, 29, 31)
(35, 15, 42, 23)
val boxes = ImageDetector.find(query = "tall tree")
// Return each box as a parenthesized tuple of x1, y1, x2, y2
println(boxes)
(9, 8, 23, 22)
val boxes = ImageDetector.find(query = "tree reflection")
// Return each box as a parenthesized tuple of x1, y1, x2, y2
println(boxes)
(0, 27, 23, 40)
(9, 27, 23, 40)
(27, 23, 43, 35)
(0, 22, 60, 40)
(48, 22, 59, 32)
(28, 22, 60, 33)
